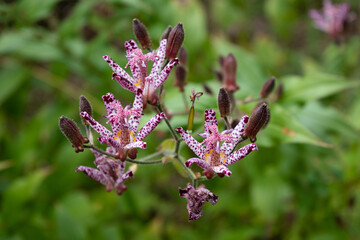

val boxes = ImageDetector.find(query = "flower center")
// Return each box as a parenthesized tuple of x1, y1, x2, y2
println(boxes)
(204, 149, 226, 167)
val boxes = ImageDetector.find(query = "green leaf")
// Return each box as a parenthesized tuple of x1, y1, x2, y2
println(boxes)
(258, 104, 332, 147)
(2, 168, 50, 226)
(281, 73, 360, 103)
(17, 0, 59, 23)
(0, 66, 27, 105)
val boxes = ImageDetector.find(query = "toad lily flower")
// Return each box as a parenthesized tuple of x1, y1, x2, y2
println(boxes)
(103, 39, 179, 105)
(81, 89, 166, 160)
(76, 148, 134, 195)
(176, 109, 257, 178)
(179, 183, 218, 221)
(309, 0, 354, 39)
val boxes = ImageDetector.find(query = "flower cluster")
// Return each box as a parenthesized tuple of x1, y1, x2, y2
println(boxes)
(103, 39, 178, 105)
(59, 19, 272, 221)
(177, 109, 257, 178)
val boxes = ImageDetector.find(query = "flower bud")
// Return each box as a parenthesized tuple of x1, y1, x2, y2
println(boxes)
(165, 22, 184, 60)
(161, 25, 172, 41)
(222, 53, 239, 93)
(79, 95, 92, 124)
(231, 118, 239, 129)
(218, 88, 230, 118)
(260, 77, 275, 98)
(59, 116, 89, 152)
(127, 148, 138, 159)
(174, 65, 187, 92)
(178, 47, 188, 65)
(274, 83, 283, 101)
(202, 169, 214, 179)
(133, 18, 152, 49)
(244, 102, 270, 143)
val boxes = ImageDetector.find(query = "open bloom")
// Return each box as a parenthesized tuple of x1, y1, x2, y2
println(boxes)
(103, 39, 179, 105)
(81, 89, 165, 160)
(177, 109, 257, 177)
(76, 148, 133, 195)
(179, 183, 218, 221)
(309, 0, 354, 38)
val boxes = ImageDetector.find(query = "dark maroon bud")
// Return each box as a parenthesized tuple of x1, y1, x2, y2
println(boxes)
(231, 118, 240, 129)
(174, 65, 187, 92)
(217, 172, 225, 178)
(274, 83, 283, 101)
(115, 149, 127, 161)
(202, 169, 214, 179)
(222, 53, 239, 93)
(161, 25, 172, 41)
(59, 116, 89, 153)
(218, 88, 230, 118)
(79, 95, 92, 124)
(178, 47, 188, 65)
(260, 76, 275, 98)
(165, 22, 184, 59)
(127, 148, 138, 159)
(243, 102, 270, 143)
(133, 18, 152, 49)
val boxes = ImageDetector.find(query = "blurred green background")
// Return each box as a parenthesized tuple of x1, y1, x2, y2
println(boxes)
(1, 0, 360, 239)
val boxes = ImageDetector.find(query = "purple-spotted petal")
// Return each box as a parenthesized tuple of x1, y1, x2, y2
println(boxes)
(76, 166, 114, 191)
(103, 55, 135, 84)
(212, 165, 232, 177)
(125, 40, 138, 56)
(204, 109, 217, 135)
(115, 170, 134, 186)
(220, 115, 249, 155)
(176, 127, 205, 159)
(81, 112, 113, 138)
(112, 73, 137, 93)
(136, 112, 166, 141)
(185, 157, 211, 171)
(224, 143, 257, 166)
(124, 141, 146, 150)
(128, 89, 144, 133)
(152, 58, 179, 91)
(149, 39, 167, 78)
(102, 93, 116, 116)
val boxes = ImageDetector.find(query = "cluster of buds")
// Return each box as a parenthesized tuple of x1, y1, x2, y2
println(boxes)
(59, 19, 274, 221)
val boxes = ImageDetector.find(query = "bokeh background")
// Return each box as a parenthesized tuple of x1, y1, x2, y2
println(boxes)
(1, 0, 360, 239)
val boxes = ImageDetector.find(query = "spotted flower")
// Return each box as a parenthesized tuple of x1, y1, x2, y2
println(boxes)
(309, 0, 354, 39)
(81, 89, 166, 160)
(176, 109, 257, 177)
(103, 39, 179, 105)
(179, 183, 218, 221)
(76, 148, 133, 195)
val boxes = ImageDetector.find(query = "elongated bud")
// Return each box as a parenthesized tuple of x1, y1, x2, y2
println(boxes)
(178, 47, 188, 65)
(222, 53, 239, 93)
(260, 77, 275, 98)
(174, 65, 187, 92)
(79, 95, 92, 124)
(59, 116, 89, 152)
(187, 105, 194, 132)
(218, 88, 230, 117)
(202, 169, 215, 180)
(161, 25, 172, 41)
(165, 22, 184, 59)
(274, 83, 283, 101)
(133, 18, 152, 49)
(243, 102, 270, 143)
